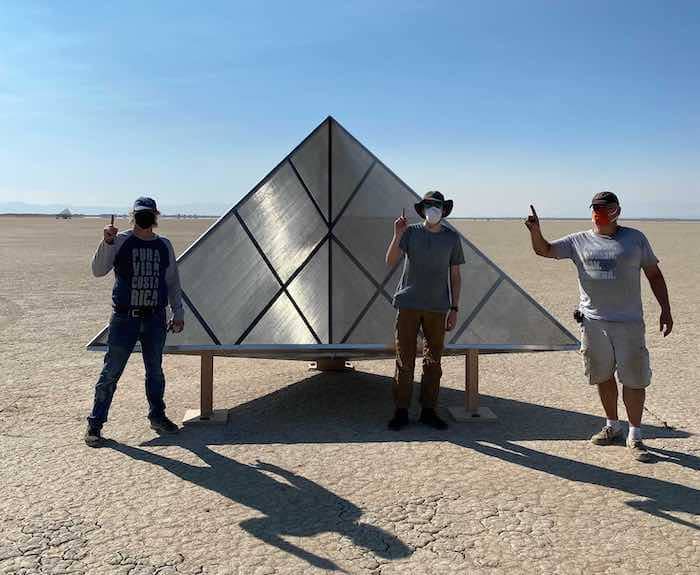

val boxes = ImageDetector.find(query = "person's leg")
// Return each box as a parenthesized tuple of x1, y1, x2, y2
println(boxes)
(597, 377, 619, 421)
(139, 310, 168, 421)
(390, 309, 420, 429)
(419, 311, 447, 409)
(87, 314, 139, 432)
(615, 321, 652, 461)
(622, 386, 645, 428)
(582, 319, 621, 445)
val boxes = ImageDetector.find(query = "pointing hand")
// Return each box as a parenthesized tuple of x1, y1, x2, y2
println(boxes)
(394, 208, 408, 237)
(524, 205, 540, 232)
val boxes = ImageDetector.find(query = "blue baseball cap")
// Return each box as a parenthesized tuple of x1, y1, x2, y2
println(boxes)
(133, 196, 158, 212)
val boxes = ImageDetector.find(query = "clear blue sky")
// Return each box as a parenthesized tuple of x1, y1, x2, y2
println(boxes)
(1, 1, 698, 217)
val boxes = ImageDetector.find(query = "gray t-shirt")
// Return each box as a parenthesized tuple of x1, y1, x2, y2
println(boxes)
(393, 223, 465, 313)
(550, 226, 658, 322)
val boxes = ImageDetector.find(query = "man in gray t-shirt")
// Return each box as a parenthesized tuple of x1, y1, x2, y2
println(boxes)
(385, 191, 465, 432)
(526, 192, 673, 462)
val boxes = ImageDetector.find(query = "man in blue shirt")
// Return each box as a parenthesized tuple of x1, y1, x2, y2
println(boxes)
(85, 197, 185, 446)
(526, 192, 673, 462)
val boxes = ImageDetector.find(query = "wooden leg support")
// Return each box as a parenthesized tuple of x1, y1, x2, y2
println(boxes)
(182, 353, 228, 425)
(448, 350, 497, 422)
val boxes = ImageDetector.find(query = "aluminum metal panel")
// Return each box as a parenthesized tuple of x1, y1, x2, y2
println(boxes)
(333, 163, 425, 283)
(243, 293, 317, 345)
(165, 299, 215, 347)
(455, 277, 579, 347)
(331, 240, 377, 343)
(177, 212, 280, 344)
(290, 124, 329, 222)
(331, 121, 374, 222)
(287, 239, 330, 343)
(344, 291, 396, 345)
(238, 162, 327, 283)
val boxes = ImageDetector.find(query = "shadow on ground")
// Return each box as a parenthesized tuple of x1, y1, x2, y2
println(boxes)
(110, 370, 698, 569)
(106, 437, 411, 571)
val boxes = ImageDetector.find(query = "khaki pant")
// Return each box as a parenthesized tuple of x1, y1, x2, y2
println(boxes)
(580, 318, 652, 389)
(394, 308, 447, 409)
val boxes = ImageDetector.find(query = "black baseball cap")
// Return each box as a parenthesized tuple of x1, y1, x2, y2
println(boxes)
(590, 191, 620, 207)
(133, 197, 159, 212)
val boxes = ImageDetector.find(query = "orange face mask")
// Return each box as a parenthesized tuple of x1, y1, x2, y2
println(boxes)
(592, 205, 620, 226)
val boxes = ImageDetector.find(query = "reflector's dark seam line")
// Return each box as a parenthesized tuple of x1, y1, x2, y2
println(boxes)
(330, 160, 377, 229)
(448, 276, 505, 344)
(235, 230, 330, 344)
(233, 212, 322, 344)
(340, 264, 401, 343)
(328, 118, 333, 343)
(181, 291, 221, 345)
(331, 235, 393, 302)
(288, 158, 328, 226)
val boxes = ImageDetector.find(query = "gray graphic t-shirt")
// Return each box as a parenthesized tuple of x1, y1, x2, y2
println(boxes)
(550, 226, 658, 322)
(393, 223, 465, 313)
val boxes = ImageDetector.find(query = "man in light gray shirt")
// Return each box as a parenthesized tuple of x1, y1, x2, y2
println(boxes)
(526, 192, 673, 462)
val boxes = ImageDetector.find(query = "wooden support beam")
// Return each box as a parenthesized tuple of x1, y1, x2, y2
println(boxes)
(200, 353, 214, 419)
(182, 352, 227, 426)
(447, 349, 497, 422)
(465, 349, 480, 413)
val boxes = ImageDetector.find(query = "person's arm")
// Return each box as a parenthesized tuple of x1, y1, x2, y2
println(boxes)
(164, 239, 185, 331)
(524, 205, 555, 258)
(447, 265, 461, 331)
(643, 264, 673, 336)
(91, 223, 123, 276)
(386, 209, 408, 268)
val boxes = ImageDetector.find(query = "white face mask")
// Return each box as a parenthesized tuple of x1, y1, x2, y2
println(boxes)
(425, 206, 442, 225)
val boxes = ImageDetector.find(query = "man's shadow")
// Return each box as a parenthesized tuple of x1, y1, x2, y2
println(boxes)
(106, 436, 410, 572)
(182, 370, 698, 530)
(108, 368, 698, 570)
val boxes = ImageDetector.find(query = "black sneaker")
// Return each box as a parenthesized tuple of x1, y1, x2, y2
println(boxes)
(419, 408, 448, 430)
(84, 425, 103, 447)
(149, 415, 180, 435)
(388, 408, 409, 431)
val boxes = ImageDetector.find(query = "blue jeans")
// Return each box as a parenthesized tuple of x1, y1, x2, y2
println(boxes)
(88, 309, 168, 430)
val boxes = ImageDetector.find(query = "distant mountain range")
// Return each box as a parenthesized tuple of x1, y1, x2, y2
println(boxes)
(0, 201, 230, 216)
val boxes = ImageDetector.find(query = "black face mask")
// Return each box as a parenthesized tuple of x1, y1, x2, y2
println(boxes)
(134, 211, 156, 229)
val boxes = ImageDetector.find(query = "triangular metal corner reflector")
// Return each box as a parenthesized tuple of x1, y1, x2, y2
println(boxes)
(87, 116, 579, 356)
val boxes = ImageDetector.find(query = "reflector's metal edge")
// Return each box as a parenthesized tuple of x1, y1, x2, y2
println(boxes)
(86, 342, 580, 354)
(86, 324, 109, 349)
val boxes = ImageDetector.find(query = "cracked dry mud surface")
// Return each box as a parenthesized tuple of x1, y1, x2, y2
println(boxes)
(1, 217, 699, 574)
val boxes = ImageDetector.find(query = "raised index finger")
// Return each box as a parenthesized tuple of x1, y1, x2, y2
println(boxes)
(110, 214, 115, 226)
(530, 205, 538, 218)
(401, 208, 405, 219)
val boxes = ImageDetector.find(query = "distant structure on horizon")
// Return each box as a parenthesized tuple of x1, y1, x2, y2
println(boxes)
(56, 208, 72, 220)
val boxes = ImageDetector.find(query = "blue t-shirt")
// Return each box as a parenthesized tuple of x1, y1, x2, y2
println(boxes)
(91, 231, 184, 320)
(550, 226, 658, 322)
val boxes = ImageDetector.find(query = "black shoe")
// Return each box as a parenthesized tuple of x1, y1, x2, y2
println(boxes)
(84, 425, 103, 447)
(419, 408, 448, 430)
(149, 415, 180, 435)
(388, 408, 409, 431)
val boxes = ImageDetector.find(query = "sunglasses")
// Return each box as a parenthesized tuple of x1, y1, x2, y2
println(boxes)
(592, 204, 618, 213)
(424, 200, 444, 209)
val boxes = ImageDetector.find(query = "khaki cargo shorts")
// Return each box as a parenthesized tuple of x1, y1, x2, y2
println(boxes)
(580, 318, 652, 388)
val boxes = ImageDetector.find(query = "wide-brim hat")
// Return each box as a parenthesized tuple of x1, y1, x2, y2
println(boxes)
(414, 190, 453, 218)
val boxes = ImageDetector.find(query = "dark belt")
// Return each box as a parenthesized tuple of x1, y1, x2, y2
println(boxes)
(113, 306, 164, 319)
